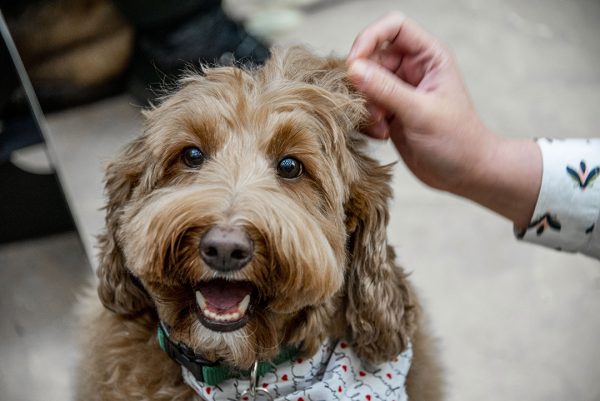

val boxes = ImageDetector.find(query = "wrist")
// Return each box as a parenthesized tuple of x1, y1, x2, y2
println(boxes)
(448, 122, 500, 197)
(455, 132, 542, 228)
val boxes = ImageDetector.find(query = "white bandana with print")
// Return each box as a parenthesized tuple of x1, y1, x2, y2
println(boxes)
(183, 339, 412, 401)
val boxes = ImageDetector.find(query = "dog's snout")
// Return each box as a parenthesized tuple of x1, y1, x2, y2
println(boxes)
(200, 225, 254, 272)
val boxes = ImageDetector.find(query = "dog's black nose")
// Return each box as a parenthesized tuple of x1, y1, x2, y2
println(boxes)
(199, 225, 254, 272)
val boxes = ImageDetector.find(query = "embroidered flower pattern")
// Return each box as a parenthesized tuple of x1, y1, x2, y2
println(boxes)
(520, 140, 600, 256)
(528, 213, 562, 236)
(566, 160, 600, 189)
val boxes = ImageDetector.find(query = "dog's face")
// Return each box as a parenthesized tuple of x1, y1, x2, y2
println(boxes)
(97, 47, 416, 369)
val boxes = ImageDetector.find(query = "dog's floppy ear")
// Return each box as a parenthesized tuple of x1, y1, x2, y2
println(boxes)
(344, 149, 418, 363)
(96, 136, 153, 316)
(270, 46, 418, 362)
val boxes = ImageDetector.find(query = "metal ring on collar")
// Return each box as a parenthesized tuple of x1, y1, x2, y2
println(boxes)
(240, 360, 273, 401)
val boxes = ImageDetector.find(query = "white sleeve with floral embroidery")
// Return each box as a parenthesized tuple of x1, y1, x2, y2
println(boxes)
(517, 139, 600, 259)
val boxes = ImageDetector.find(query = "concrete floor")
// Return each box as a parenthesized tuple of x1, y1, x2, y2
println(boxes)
(2, 0, 600, 400)
(0, 232, 90, 401)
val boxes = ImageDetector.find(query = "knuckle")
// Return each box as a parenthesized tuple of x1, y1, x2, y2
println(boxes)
(435, 39, 453, 56)
(429, 40, 454, 65)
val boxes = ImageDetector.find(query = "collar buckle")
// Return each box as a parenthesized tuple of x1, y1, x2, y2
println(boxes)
(240, 360, 274, 401)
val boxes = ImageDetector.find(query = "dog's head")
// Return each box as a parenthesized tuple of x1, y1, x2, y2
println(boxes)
(97, 47, 416, 368)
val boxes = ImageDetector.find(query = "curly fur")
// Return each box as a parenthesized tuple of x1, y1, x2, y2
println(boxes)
(77, 46, 443, 401)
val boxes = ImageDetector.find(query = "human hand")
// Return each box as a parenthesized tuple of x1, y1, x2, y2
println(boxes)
(347, 12, 541, 228)
(347, 12, 497, 193)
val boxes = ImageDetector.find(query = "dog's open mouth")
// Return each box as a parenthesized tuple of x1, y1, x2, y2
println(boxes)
(195, 279, 255, 332)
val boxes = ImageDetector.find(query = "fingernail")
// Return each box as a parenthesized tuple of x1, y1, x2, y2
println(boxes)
(371, 119, 390, 139)
(367, 104, 385, 122)
(348, 60, 371, 86)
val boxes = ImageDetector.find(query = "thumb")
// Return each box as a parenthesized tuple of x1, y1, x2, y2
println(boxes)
(348, 59, 420, 120)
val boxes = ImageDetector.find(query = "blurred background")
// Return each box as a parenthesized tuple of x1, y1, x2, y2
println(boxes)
(0, 0, 599, 400)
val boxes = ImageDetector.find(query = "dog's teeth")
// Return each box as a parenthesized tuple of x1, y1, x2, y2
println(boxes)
(201, 308, 241, 322)
(238, 295, 250, 314)
(198, 293, 250, 323)
(195, 291, 207, 310)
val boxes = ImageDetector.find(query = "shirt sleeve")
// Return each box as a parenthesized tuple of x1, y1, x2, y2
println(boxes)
(516, 138, 600, 259)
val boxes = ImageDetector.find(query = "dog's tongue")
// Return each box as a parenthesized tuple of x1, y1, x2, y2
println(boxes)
(197, 279, 252, 312)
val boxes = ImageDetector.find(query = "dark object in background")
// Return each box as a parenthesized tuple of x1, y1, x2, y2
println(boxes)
(0, 9, 74, 244)
(2, 0, 269, 109)
(0, 161, 74, 243)
(3, 0, 133, 112)
(113, 0, 270, 103)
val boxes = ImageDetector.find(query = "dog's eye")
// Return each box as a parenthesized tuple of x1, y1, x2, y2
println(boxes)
(182, 147, 205, 168)
(277, 157, 303, 179)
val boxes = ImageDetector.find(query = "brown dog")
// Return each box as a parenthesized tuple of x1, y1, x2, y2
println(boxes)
(76, 47, 443, 401)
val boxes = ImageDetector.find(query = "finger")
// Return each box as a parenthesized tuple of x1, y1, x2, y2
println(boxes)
(396, 52, 429, 87)
(348, 59, 421, 121)
(371, 47, 403, 73)
(361, 116, 390, 140)
(388, 117, 409, 155)
(363, 103, 390, 139)
(366, 103, 386, 123)
(348, 12, 407, 61)
(348, 12, 436, 61)
(368, 119, 390, 139)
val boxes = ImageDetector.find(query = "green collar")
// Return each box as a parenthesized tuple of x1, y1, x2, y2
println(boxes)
(157, 321, 298, 386)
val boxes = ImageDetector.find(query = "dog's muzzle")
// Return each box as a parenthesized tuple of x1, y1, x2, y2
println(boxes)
(199, 225, 254, 272)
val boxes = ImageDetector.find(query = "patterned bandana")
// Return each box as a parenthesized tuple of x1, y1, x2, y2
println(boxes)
(182, 339, 412, 401)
